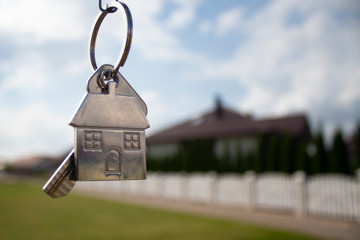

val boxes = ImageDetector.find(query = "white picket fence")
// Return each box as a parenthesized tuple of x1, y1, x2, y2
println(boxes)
(307, 174, 360, 221)
(75, 170, 360, 223)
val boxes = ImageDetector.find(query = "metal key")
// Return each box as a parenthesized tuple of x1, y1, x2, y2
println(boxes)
(42, 150, 75, 198)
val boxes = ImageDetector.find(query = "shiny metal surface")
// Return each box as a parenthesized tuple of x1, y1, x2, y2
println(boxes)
(42, 150, 75, 198)
(74, 128, 147, 180)
(86, 64, 148, 115)
(99, 0, 117, 13)
(71, 81, 149, 181)
(70, 82, 149, 129)
(89, 1, 133, 75)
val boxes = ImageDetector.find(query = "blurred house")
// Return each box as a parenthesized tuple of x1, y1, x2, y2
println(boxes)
(10, 155, 62, 176)
(147, 98, 310, 172)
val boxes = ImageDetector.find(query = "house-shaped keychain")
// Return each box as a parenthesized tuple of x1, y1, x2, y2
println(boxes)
(43, 1, 149, 198)
(43, 65, 150, 198)
(70, 75, 149, 181)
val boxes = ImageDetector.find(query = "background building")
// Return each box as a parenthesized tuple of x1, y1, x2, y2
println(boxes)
(147, 98, 311, 173)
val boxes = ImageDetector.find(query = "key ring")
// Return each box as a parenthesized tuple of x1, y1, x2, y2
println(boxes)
(89, 1, 133, 76)
(99, 0, 117, 13)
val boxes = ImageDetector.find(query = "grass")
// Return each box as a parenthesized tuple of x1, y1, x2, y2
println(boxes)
(0, 181, 315, 240)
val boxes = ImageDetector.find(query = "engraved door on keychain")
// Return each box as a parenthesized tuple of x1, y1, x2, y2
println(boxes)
(42, 1, 149, 198)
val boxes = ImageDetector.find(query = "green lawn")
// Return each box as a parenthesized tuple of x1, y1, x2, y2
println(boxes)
(0, 181, 314, 240)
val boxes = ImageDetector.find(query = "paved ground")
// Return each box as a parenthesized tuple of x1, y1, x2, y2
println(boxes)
(75, 189, 360, 240)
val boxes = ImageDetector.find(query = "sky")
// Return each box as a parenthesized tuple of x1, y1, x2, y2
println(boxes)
(0, 0, 359, 161)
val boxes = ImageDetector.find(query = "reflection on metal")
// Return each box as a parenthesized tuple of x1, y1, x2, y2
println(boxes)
(42, 150, 75, 198)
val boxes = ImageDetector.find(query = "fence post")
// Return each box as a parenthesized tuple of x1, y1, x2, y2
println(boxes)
(179, 171, 187, 202)
(209, 171, 218, 205)
(356, 169, 360, 223)
(156, 172, 165, 198)
(293, 171, 306, 217)
(245, 171, 256, 211)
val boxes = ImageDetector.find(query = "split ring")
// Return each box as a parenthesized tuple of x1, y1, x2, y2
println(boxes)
(89, 1, 133, 76)
(98, 68, 120, 91)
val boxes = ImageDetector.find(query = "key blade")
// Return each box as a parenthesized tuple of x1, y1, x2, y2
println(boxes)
(42, 150, 76, 199)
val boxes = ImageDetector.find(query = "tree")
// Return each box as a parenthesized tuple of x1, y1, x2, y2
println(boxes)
(316, 131, 328, 173)
(221, 141, 231, 172)
(253, 135, 268, 173)
(354, 122, 360, 170)
(294, 140, 309, 172)
(179, 140, 217, 172)
(235, 146, 244, 173)
(310, 131, 328, 174)
(329, 129, 350, 174)
(278, 134, 292, 173)
(265, 136, 279, 172)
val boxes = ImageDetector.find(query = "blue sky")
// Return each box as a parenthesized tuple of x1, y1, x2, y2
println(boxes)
(0, 0, 359, 161)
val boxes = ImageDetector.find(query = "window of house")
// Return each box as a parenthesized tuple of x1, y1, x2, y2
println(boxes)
(124, 132, 140, 150)
(84, 131, 102, 150)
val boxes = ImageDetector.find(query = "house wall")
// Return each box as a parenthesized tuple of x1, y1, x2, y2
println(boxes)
(214, 137, 258, 162)
(75, 127, 146, 180)
(148, 137, 258, 161)
(147, 143, 180, 158)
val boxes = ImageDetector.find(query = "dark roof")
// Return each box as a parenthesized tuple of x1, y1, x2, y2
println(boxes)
(11, 155, 61, 174)
(70, 82, 149, 129)
(147, 104, 310, 144)
(256, 115, 310, 137)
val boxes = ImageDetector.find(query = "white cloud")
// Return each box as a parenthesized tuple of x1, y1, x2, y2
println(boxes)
(140, 89, 168, 134)
(165, 0, 203, 30)
(0, 0, 87, 43)
(198, 20, 211, 34)
(123, 0, 204, 62)
(0, 0, 92, 160)
(238, 84, 275, 114)
(215, 8, 243, 36)
(124, 0, 181, 61)
(0, 53, 48, 93)
(0, 103, 71, 160)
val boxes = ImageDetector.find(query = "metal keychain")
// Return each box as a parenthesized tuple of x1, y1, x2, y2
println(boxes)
(43, 1, 149, 198)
